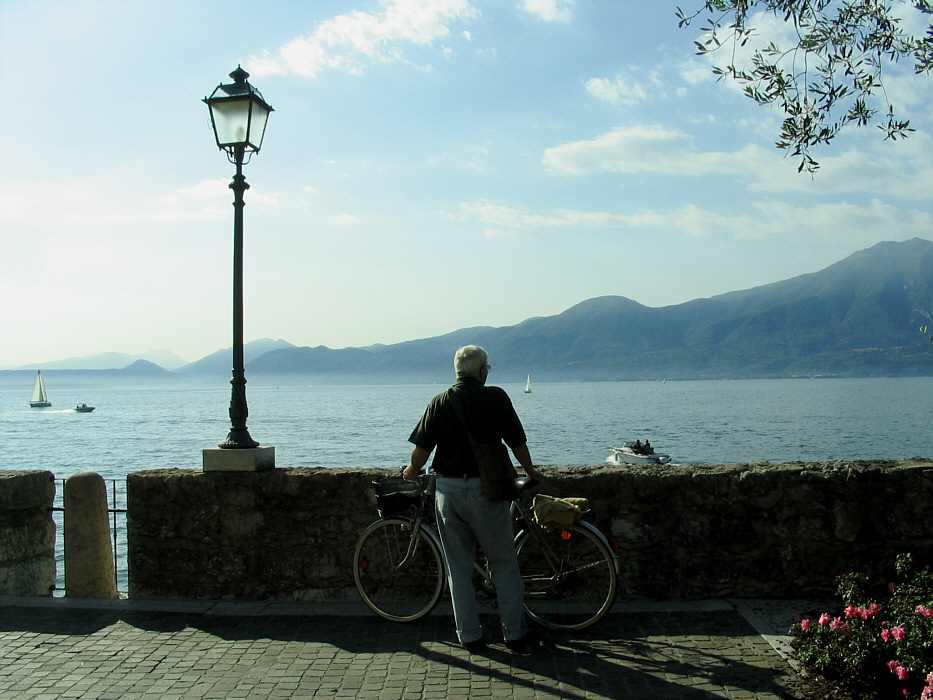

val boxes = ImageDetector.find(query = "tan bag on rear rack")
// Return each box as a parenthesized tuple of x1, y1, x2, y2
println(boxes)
(532, 494, 589, 531)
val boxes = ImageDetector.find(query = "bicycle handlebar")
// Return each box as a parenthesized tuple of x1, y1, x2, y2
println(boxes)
(515, 476, 541, 492)
(397, 467, 541, 494)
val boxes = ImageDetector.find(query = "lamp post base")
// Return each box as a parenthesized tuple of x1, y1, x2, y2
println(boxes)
(203, 446, 276, 472)
(218, 428, 260, 449)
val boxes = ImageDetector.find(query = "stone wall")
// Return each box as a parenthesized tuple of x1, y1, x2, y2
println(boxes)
(0, 470, 56, 596)
(127, 460, 933, 601)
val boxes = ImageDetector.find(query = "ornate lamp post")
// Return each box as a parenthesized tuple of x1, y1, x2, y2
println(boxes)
(203, 66, 274, 462)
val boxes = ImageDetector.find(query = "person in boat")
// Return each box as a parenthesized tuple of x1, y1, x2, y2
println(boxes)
(644, 440, 652, 454)
(404, 345, 545, 654)
(633, 439, 643, 454)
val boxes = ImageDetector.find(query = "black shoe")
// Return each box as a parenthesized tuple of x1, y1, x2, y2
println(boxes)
(505, 633, 537, 653)
(463, 638, 487, 654)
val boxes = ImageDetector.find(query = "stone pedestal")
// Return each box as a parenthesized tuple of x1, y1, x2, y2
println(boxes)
(203, 446, 276, 472)
(64, 472, 117, 599)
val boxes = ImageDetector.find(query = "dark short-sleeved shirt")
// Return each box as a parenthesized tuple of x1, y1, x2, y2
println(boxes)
(408, 377, 527, 477)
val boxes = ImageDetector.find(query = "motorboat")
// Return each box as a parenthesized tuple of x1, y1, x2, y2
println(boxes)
(606, 442, 671, 466)
(74, 403, 96, 413)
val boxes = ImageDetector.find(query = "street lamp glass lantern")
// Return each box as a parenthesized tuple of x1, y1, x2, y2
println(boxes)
(204, 66, 273, 155)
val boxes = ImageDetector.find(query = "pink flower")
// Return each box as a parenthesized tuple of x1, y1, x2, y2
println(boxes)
(829, 617, 851, 635)
(881, 628, 892, 642)
(818, 612, 831, 626)
(923, 673, 933, 700)
(891, 626, 906, 642)
(844, 605, 879, 621)
(888, 661, 909, 681)
(916, 605, 933, 619)
(800, 619, 810, 632)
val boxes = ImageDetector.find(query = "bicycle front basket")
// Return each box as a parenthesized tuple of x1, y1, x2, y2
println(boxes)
(373, 477, 421, 518)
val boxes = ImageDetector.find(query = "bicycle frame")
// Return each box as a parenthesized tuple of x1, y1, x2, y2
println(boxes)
(471, 492, 619, 593)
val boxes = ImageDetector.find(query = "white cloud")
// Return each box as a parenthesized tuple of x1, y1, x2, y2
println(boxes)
(541, 121, 933, 199)
(248, 0, 479, 78)
(749, 199, 933, 246)
(456, 199, 746, 237)
(330, 213, 368, 226)
(542, 124, 765, 176)
(678, 58, 714, 87)
(749, 133, 933, 199)
(521, 0, 574, 22)
(585, 74, 647, 106)
(0, 179, 279, 229)
(456, 197, 932, 244)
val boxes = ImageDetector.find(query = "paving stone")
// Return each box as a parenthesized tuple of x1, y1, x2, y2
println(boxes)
(0, 602, 821, 699)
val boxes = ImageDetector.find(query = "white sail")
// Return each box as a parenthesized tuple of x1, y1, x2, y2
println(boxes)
(29, 371, 51, 407)
(524, 374, 531, 393)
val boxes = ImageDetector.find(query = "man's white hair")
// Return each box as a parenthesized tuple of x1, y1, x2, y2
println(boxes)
(454, 345, 488, 378)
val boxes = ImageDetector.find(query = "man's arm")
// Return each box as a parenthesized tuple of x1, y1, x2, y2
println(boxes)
(511, 443, 545, 482)
(403, 446, 431, 480)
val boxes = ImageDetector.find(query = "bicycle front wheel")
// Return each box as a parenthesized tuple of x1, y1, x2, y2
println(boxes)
(353, 518, 445, 622)
(515, 522, 618, 631)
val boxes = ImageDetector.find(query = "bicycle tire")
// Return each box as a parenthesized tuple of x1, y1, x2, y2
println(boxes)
(353, 517, 445, 622)
(515, 522, 618, 631)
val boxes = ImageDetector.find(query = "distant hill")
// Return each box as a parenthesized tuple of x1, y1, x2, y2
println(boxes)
(2, 239, 930, 387)
(19, 349, 189, 370)
(244, 238, 933, 382)
(120, 359, 173, 376)
(176, 339, 297, 376)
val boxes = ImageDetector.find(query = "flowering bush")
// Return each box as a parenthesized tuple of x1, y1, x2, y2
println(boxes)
(790, 553, 933, 698)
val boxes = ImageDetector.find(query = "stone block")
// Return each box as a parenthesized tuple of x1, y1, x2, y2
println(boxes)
(0, 470, 55, 511)
(203, 446, 275, 472)
(0, 470, 56, 596)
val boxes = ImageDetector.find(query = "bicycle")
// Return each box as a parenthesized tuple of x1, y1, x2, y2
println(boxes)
(352, 472, 619, 631)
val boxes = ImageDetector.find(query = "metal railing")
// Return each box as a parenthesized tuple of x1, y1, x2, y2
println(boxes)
(51, 478, 127, 594)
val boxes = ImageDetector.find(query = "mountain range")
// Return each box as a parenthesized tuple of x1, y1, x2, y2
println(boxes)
(5, 238, 932, 385)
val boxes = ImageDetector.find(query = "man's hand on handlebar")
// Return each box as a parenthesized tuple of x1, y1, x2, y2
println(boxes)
(403, 464, 423, 481)
(523, 465, 546, 485)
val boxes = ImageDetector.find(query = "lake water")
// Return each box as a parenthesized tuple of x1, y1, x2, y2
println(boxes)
(2, 377, 931, 592)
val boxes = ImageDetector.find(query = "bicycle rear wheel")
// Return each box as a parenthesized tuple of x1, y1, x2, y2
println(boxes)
(515, 522, 617, 631)
(353, 517, 445, 622)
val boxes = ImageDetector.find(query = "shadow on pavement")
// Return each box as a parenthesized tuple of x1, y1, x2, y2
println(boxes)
(1, 605, 813, 698)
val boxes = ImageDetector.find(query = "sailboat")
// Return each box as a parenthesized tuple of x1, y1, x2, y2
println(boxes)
(524, 374, 532, 394)
(29, 371, 52, 407)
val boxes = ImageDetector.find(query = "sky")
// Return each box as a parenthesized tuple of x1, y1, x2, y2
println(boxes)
(1, 0, 932, 369)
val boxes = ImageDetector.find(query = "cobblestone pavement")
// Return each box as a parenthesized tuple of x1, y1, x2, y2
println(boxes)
(0, 598, 820, 699)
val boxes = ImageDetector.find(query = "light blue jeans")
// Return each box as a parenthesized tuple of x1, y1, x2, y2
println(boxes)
(434, 476, 527, 644)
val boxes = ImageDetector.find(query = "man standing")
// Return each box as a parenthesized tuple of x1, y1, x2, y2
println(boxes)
(404, 345, 545, 653)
